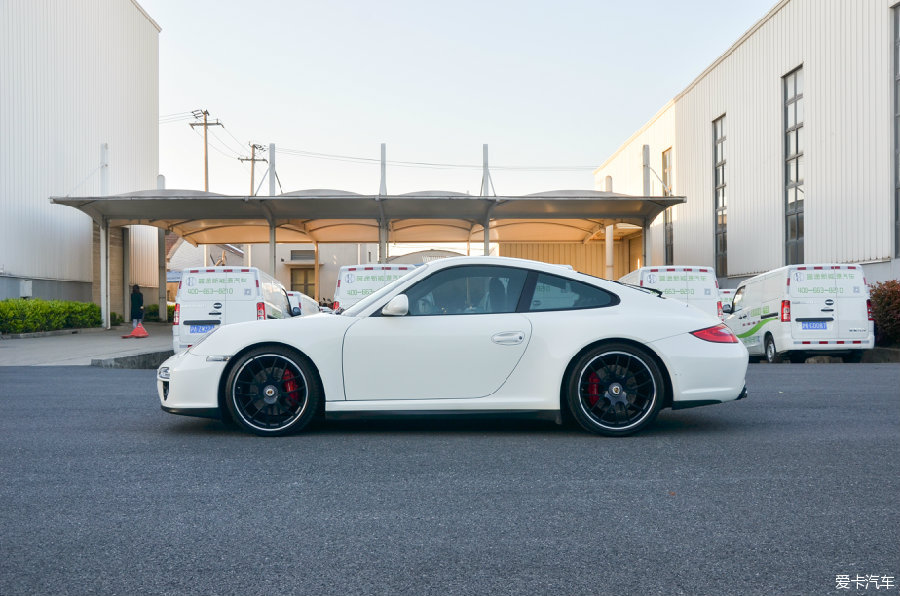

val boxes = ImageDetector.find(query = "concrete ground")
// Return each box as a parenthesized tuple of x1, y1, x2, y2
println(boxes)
(0, 322, 173, 366)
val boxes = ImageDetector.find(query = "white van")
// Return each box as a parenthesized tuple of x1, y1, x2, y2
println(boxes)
(332, 264, 415, 312)
(619, 266, 722, 319)
(286, 291, 319, 316)
(722, 264, 874, 363)
(172, 266, 295, 353)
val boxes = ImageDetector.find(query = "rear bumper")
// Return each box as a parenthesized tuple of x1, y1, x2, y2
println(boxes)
(671, 384, 747, 410)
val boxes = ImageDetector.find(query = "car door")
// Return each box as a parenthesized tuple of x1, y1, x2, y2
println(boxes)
(341, 265, 532, 400)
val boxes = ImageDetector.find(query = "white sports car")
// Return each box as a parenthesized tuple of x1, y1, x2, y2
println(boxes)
(157, 256, 748, 436)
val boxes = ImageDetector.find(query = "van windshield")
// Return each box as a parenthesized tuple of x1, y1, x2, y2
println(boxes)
(341, 266, 427, 316)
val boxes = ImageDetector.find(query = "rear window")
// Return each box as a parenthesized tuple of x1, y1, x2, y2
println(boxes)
(789, 268, 866, 298)
(179, 272, 257, 301)
(529, 273, 617, 311)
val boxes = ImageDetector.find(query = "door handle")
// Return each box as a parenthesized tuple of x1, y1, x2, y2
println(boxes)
(820, 308, 834, 312)
(491, 331, 525, 345)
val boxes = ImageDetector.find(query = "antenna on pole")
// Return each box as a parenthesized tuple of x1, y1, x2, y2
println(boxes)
(379, 143, 387, 195)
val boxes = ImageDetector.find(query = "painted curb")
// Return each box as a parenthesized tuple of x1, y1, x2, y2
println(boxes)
(91, 350, 173, 369)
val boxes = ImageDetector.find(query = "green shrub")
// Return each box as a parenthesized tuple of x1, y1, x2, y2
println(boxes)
(110, 312, 123, 327)
(870, 280, 900, 346)
(0, 299, 102, 334)
(143, 303, 175, 322)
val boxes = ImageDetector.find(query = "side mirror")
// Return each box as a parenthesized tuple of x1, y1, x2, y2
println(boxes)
(722, 304, 732, 315)
(291, 306, 302, 317)
(381, 294, 409, 317)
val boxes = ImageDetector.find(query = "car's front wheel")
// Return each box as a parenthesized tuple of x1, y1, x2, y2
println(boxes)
(224, 346, 321, 436)
(567, 343, 665, 436)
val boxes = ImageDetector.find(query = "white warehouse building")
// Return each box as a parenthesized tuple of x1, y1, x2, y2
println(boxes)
(1, 0, 161, 312)
(595, 0, 900, 287)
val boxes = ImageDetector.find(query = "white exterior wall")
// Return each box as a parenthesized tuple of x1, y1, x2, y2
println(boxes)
(1, 0, 159, 291)
(595, 0, 896, 281)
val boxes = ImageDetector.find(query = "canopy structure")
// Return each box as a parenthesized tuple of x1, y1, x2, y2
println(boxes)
(52, 188, 683, 246)
(51, 188, 684, 327)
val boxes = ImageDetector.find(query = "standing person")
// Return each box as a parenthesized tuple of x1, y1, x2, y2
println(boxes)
(130, 285, 144, 328)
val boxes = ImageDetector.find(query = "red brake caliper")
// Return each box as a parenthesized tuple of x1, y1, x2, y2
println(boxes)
(282, 368, 299, 407)
(587, 372, 601, 407)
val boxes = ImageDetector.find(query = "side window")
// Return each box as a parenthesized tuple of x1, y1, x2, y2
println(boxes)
(405, 266, 527, 316)
(731, 286, 745, 312)
(529, 273, 617, 311)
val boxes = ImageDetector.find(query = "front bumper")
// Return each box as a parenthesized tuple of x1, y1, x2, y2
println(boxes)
(157, 350, 228, 416)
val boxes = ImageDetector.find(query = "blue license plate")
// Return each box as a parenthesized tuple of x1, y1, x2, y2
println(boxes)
(801, 321, 827, 330)
(189, 324, 215, 334)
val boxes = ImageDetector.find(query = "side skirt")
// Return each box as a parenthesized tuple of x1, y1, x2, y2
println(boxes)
(325, 409, 562, 424)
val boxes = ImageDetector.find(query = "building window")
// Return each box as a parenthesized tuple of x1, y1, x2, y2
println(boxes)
(662, 148, 674, 265)
(291, 268, 316, 298)
(895, 7, 900, 256)
(784, 66, 804, 265)
(713, 116, 727, 276)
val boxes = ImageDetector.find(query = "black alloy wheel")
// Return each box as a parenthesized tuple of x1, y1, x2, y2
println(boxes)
(567, 343, 665, 436)
(225, 347, 321, 436)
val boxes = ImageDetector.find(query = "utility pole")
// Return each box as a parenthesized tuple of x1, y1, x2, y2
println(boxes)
(239, 144, 267, 196)
(189, 109, 222, 191)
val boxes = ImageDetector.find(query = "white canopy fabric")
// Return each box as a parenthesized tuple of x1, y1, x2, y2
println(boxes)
(51, 188, 684, 246)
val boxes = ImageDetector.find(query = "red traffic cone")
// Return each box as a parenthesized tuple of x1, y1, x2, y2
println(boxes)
(122, 322, 150, 339)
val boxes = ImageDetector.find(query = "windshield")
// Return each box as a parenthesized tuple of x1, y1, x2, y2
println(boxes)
(340, 265, 427, 316)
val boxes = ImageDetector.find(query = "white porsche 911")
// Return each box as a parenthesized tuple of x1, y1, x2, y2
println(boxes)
(157, 256, 748, 437)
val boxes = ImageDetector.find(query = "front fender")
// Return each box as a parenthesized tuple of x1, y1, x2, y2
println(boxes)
(190, 314, 357, 402)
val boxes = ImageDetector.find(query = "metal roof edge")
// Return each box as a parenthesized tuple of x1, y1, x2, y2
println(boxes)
(130, 0, 162, 32)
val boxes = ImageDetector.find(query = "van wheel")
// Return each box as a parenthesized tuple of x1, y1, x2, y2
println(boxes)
(566, 343, 664, 436)
(225, 346, 321, 436)
(764, 335, 782, 364)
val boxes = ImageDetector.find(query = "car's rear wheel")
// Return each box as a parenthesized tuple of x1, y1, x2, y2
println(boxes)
(225, 346, 321, 436)
(567, 343, 665, 436)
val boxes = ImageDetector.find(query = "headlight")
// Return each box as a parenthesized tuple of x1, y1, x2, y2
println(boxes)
(158, 366, 170, 380)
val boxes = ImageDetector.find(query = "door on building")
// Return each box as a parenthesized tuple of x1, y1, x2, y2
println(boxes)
(291, 268, 316, 299)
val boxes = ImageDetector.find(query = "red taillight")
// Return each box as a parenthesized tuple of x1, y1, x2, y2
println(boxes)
(866, 299, 873, 321)
(257, 302, 266, 320)
(717, 301, 723, 319)
(690, 323, 738, 343)
(331, 301, 340, 311)
(781, 300, 791, 322)
(173, 303, 180, 325)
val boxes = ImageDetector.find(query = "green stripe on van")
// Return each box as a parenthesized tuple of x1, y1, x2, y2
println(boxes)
(735, 317, 776, 338)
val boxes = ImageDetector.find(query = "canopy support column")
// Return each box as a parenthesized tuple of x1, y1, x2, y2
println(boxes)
(156, 174, 167, 321)
(100, 218, 109, 329)
(269, 223, 276, 277)
(314, 242, 320, 302)
(605, 225, 614, 279)
(122, 226, 131, 322)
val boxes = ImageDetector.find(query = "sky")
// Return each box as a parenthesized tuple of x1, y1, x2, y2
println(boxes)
(140, 0, 776, 197)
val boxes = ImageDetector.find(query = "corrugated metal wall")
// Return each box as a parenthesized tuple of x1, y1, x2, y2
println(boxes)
(1, 0, 159, 287)
(499, 240, 640, 279)
(595, 0, 894, 279)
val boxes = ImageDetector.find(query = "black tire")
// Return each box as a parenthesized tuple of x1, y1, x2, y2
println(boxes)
(224, 346, 322, 436)
(566, 343, 665, 437)
(764, 334, 782, 364)
(788, 351, 807, 364)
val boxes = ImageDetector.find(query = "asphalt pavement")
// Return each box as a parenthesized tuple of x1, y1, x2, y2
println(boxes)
(0, 363, 897, 596)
